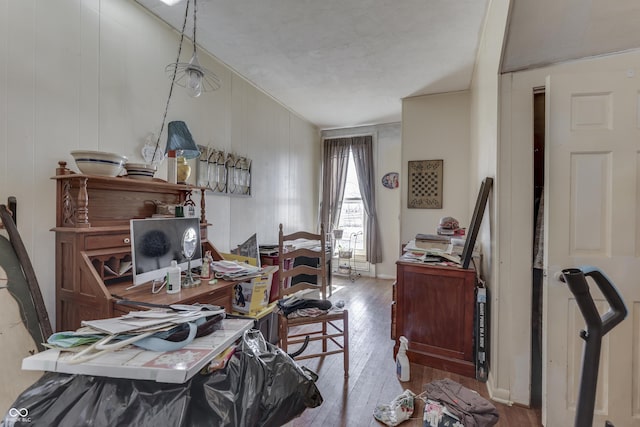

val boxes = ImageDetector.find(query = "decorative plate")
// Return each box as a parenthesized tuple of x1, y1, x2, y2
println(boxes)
(381, 172, 399, 189)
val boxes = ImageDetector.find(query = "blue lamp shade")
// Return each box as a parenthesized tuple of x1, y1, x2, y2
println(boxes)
(165, 121, 201, 159)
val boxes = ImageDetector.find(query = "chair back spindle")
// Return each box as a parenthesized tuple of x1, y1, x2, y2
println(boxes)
(277, 223, 349, 377)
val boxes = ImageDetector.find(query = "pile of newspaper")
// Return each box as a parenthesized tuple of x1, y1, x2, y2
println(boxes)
(80, 306, 224, 335)
(400, 239, 462, 265)
(43, 304, 226, 364)
(211, 260, 263, 280)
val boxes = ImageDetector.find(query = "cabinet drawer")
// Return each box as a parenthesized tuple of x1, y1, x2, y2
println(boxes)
(85, 233, 131, 250)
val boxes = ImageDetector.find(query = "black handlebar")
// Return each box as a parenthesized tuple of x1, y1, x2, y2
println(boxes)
(561, 267, 627, 338)
(560, 266, 627, 427)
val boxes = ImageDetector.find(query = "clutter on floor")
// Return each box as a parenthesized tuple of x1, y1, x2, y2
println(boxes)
(373, 378, 499, 427)
(373, 389, 416, 426)
(422, 378, 499, 426)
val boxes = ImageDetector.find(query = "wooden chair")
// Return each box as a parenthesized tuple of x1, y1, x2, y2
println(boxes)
(277, 223, 349, 377)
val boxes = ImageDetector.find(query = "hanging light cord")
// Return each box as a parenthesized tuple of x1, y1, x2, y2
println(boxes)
(152, 0, 192, 163)
(192, 0, 198, 55)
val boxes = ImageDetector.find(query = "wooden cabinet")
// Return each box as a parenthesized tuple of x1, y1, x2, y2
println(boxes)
(52, 161, 235, 332)
(392, 260, 477, 378)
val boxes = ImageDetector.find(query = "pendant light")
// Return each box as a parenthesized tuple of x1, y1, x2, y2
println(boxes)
(149, 0, 220, 170)
(166, 0, 220, 98)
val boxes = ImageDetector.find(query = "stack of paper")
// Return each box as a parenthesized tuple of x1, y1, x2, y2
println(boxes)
(211, 260, 265, 280)
(23, 318, 254, 383)
(414, 233, 451, 251)
(400, 240, 462, 265)
(80, 307, 225, 335)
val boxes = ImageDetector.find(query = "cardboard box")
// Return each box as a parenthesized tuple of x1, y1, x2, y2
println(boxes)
(475, 286, 488, 382)
(232, 303, 279, 345)
(232, 266, 278, 315)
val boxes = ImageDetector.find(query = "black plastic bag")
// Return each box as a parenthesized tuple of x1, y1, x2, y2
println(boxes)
(1, 373, 191, 427)
(2, 330, 322, 427)
(187, 330, 322, 427)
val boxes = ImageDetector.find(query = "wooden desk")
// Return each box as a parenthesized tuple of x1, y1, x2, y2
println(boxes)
(109, 278, 237, 316)
(52, 161, 235, 331)
(392, 260, 477, 378)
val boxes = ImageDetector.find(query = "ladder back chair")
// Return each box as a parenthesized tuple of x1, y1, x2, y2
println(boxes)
(277, 223, 349, 377)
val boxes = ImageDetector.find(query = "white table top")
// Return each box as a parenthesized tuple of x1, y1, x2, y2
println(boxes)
(22, 318, 254, 384)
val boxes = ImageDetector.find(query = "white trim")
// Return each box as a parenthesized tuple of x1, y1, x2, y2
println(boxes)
(486, 370, 513, 405)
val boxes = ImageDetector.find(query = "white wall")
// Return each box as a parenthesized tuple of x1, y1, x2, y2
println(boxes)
(401, 92, 471, 243)
(501, 49, 640, 413)
(469, 0, 520, 405)
(321, 123, 401, 279)
(223, 74, 321, 250)
(0, 0, 319, 328)
(475, 0, 640, 410)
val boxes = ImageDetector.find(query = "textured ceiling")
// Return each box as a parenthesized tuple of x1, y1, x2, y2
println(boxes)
(136, 0, 640, 130)
(136, 0, 489, 129)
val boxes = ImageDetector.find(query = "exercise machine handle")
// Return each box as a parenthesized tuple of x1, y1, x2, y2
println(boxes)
(561, 267, 627, 338)
(560, 266, 627, 427)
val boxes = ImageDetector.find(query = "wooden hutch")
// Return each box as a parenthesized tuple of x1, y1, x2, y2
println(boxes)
(392, 260, 477, 378)
(53, 161, 236, 332)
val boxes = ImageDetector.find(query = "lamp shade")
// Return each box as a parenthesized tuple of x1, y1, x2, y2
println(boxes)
(166, 121, 201, 159)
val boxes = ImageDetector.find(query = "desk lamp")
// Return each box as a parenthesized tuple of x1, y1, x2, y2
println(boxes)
(166, 121, 201, 184)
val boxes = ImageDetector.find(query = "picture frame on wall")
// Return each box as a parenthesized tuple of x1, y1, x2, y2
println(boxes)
(407, 159, 443, 209)
(381, 172, 399, 189)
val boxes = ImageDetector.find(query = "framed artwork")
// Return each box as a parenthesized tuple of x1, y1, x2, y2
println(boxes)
(461, 177, 493, 269)
(381, 172, 399, 189)
(408, 160, 443, 209)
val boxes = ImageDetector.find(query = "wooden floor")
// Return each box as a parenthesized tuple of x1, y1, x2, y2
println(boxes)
(283, 275, 542, 427)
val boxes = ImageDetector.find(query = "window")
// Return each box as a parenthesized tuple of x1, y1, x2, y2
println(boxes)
(322, 134, 381, 265)
(336, 149, 365, 255)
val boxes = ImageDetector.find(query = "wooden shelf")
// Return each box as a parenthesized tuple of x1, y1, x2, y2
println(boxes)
(52, 161, 234, 331)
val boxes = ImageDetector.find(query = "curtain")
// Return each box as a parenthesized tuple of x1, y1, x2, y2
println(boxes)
(321, 138, 350, 233)
(351, 136, 382, 264)
(321, 135, 382, 264)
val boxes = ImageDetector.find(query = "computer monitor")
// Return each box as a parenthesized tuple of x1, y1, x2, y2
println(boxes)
(130, 217, 203, 285)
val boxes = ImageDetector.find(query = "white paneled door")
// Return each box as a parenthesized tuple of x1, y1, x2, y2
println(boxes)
(544, 71, 640, 426)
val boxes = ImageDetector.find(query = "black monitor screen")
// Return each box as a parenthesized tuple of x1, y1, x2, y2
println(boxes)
(130, 217, 202, 284)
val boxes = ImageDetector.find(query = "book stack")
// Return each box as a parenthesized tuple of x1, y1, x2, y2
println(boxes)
(400, 239, 462, 266)
(414, 233, 451, 251)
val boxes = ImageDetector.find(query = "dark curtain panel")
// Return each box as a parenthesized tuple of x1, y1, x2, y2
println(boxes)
(351, 136, 382, 264)
(321, 135, 382, 264)
(321, 138, 350, 233)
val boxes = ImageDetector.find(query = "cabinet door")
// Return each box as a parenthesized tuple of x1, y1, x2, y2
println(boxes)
(398, 264, 475, 363)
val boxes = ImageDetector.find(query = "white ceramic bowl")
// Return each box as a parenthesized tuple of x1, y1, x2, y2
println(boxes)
(125, 162, 157, 180)
(71, 150, 127, 177)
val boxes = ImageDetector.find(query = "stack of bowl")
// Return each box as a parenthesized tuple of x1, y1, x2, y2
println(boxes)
(71, 150, 128, 177)
(124, 163, 157, 180)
